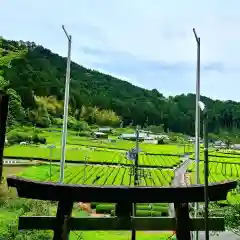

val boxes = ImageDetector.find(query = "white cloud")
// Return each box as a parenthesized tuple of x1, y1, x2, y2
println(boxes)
(1, 0, 240, 100)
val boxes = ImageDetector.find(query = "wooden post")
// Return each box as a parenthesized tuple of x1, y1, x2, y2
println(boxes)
(0, 94, 9, 183)
(53, 200, 73, 240)
(174, 203, 191, 240)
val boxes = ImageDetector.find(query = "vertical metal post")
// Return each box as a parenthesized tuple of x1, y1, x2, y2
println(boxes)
(48, 145, 55, 181)
(0, 94, 9, 183)
(193, 28, 201, 240)
(135, 127, 139, 185)
(50, 148, 52, 181)
(60, 25, 72, 183)
(84, 155, 87, 184)
(203, 108, 209, 240)
(132, 126, 139, 240)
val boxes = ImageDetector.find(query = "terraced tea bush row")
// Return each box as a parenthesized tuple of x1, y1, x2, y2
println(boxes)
(189, 162, 240, 205)
(109, 209, 168, 217)
(19, 164, 174, 187)
(188, 161, 240, 177)
(141, 154, 181, 167)
(5, 145, 182, 168)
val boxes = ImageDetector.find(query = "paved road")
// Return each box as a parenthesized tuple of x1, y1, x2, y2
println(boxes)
(169, 154, 192, 217)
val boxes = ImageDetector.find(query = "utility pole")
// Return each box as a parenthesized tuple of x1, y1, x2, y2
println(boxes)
(193, 28, 200, 240)
(60, 25, 72, 183)
(48, 144, 56, 181)
(132, 126, 139, 240)
(198, 101, 209, 240)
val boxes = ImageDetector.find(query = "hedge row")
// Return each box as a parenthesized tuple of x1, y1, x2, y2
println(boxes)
(91, 202, 168, 209)
(110, 209, 169, 217)
(90, 202, 114, 209)
(136, 205, 168, 212)
(96, 204, 115, 214)
(94, 203, 169, 216)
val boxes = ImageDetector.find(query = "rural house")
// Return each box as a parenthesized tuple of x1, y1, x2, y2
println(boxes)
(98, 127, 112, 133)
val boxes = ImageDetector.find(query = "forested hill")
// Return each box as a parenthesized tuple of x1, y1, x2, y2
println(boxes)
(0, 37, 240, 135)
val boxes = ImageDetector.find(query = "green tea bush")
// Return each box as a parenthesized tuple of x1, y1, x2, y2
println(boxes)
(110, 208, 167, 217)
(96, 204, 115, 214)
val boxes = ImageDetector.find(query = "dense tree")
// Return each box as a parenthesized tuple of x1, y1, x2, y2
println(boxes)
(2, 37, 240, 136)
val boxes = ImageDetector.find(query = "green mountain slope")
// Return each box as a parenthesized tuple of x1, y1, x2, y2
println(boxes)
(1, 37, 240, 136)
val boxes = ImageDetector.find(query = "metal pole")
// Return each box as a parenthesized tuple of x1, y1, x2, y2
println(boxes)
(198, 101, 209, 240)
(60, 25, 72, 183)
(193, 28, 200, 240)
(135, 126, 139, 186)
(48, 145, 55, 181)
(84, 155, 87, 184)
(50, 148, 52, 181)
(132, 126, 139, 240)
(203, 108, 209, 240)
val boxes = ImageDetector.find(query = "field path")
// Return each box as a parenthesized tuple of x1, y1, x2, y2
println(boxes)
(168, 154, 192, 217)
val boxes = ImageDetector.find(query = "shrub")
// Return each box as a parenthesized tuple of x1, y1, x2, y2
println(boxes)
(152, 206, 168, 213)
(30, 134, 47, 145)
(77, 131, 92, 137)
(51, 118, 63, 126)
(151, 203, 168, 207)
(7, 131, 30, 144)
(96, 204, 115, 214)
(136, 210, 151, 217)
(136, 204, 152, 211)
(110, 205, 168, 217)
(72, 120, 89, 132)
(7, 131, 46, 145)
(36, 115, 51, 128)
(136, 205, 168, 213)
(38, 136, 47, 144)
(0, 198, 52, 240)
(0, 179, 8, 205)
(67, 116, 78, 129)
(151, 210, 162, 217)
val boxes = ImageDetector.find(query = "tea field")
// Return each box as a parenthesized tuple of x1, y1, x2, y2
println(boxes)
(4, 145, 182, 167)
(18, 164, 174, 187)
(188, 159, 240, 204)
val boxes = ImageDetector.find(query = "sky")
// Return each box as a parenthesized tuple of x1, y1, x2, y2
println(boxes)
(1, 0, 240, 101)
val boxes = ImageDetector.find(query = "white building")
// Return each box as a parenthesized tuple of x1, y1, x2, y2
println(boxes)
(98, 127, 112, 133)
(230, 144, 240, 150)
